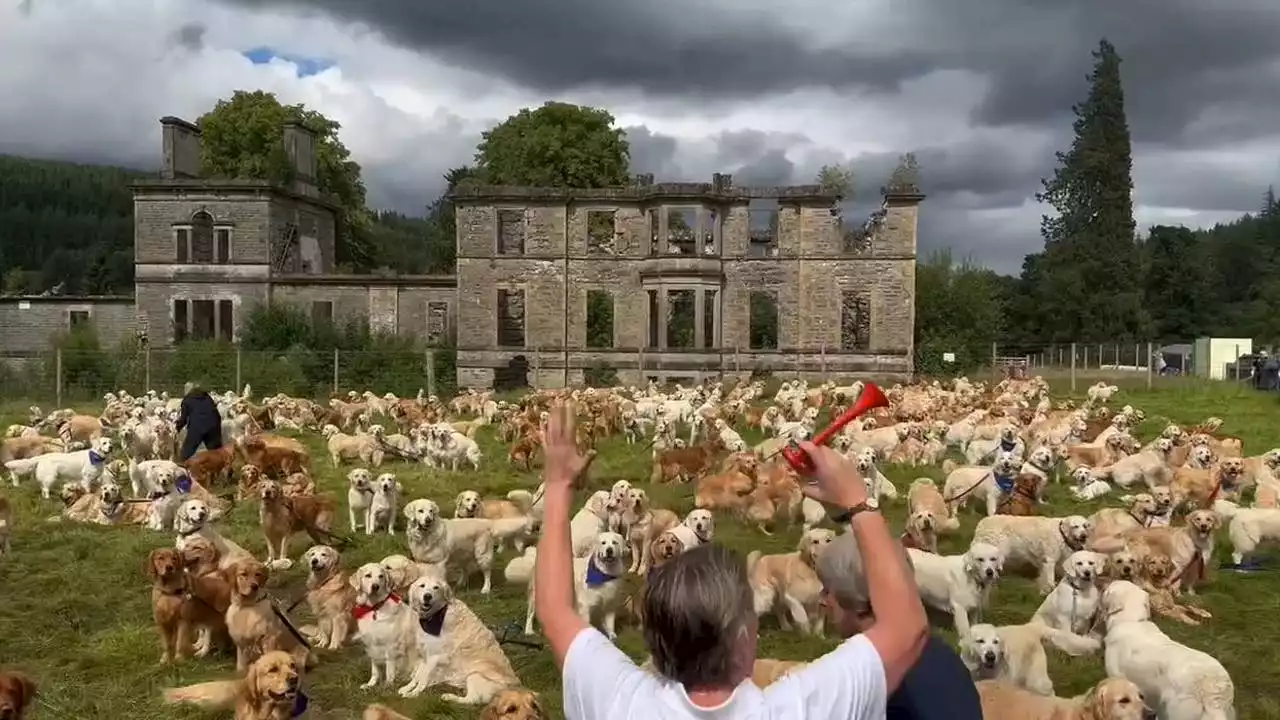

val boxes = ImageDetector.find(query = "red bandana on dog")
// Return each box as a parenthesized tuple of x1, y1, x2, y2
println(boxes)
(352, 593, 400, 621)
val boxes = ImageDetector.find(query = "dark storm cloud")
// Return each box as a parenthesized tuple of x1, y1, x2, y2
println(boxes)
(172, 21, 207, 52)
(219, 0, 1280, 146)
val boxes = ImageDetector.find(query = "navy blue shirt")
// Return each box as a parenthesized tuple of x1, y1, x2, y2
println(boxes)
(886, 635, 982, 719)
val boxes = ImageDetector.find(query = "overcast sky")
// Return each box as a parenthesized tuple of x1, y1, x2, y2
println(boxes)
(4, 0, 1278, 274)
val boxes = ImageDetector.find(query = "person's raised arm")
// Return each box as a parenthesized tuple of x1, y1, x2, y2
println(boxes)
(534, 401, 596, 667)
(802, 442, 927, 692)
(175, 396, 190, 433)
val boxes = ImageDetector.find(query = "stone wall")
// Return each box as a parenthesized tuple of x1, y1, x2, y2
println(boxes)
(451, 179, 922, 388)
(0, 297, 138, 354)
(271, 278, 455, 341)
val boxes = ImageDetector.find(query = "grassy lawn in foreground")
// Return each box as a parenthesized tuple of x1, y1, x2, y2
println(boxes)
(0, 378, 1275, 719)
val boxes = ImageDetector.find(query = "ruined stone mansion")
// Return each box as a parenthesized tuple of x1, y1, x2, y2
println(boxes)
(0, 117, 925, 389)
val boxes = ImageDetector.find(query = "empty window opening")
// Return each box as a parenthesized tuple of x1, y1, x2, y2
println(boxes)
(173, 299, 188, 342)
(703, 290, 717, 349)
(647, 289, 659, 347)
(748, 199, 779, 257)
(68, 310, 90, 329)
(497, 289, 526, 347)
(840, 291, 871, 351)
(586, 290, 614, 348)
(497, 209, 526, 255)
(217, 300, 234, 342)
(647, 209, 660, 256)
(703, 209, 719, 255)
(586, 210, 617, 255)
(667, 289, 695, 349)
(311, 301, 333, 326)
(749, 291, 779, 349)
(215, 228, 231, 264)
(175, 227, 191, 263)
(667, 208, 698, 255)
(426, 302, 449, 345)
(191, 212, 215, 263)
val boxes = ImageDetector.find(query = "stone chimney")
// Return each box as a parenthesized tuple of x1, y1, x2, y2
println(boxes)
(282, 122, 318, 197)
(160, 116, 202, 179)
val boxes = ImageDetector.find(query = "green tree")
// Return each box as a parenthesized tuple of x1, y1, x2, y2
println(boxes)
(816, 163, 854, 197)
(473, 102, 630, 188)
(197, 90, 375, 269)
(1143, 225, 1215, 341)
(1032, 38, 1146, 342)
(915, 250, 1006, 374)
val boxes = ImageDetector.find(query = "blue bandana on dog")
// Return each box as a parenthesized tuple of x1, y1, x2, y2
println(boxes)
(586, 559, 617, 588)
(292, 692, 308, 717)
(175, 474, 192, 494)
(999, 438, 1018, 453)
(88, 450, 106, 466)
(993, 471, 1016, 494)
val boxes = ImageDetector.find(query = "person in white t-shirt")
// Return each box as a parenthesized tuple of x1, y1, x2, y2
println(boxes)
(533, 401, 929, 719)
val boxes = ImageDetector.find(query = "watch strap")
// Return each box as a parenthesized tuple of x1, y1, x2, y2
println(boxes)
(832, 502, 876, 524)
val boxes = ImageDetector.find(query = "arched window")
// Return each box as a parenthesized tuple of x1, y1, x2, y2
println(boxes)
(190, 211, 214, 263)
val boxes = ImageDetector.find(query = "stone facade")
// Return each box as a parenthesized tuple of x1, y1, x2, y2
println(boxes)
(1, 120, 922, 391)
(452, 175, 923, 388)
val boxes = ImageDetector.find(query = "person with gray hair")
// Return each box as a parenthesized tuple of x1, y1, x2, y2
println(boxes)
(533, 405, 928, 720)
(817, 532, 982, 719)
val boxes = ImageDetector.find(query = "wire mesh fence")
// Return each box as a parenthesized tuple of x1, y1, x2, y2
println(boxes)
(0, 338, 1266, 407)
(0, 345, 458, 407)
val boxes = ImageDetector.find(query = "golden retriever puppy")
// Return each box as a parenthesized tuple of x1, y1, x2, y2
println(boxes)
(0, 670, 36, 720)
(301, 545, 356, 650)
(163, 650, 304, 719)
(258, 479, 338, 569)
(745, 528, 835, 636)
(226, 559, 310, 672)
(978, 677, 1150, 720)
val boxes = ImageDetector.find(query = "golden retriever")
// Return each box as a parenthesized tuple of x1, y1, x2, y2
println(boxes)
(978, 677, 1152, 720)
(163, 650, 304, 719)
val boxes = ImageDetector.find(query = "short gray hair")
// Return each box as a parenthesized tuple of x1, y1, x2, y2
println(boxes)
(183, 381, 200, 394)
(815, 530, 915, 615)
(643, 543, 753, 688)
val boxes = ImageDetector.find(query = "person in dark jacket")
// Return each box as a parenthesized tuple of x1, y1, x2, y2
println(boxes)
(815, 530, 982, 719)
(176, 381, 223, 461)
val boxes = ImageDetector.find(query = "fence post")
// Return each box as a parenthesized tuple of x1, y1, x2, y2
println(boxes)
(820, 343, 827, 375)
(425, 348, 436, 398)
(1097, 344, 1103, 368)
(332, 348, 339, 394)
(1083, 345, 1089, 368)
(534, 347, 541, 387)
(734, 346, 741, 374)
(638, 348, 645, 380)
(55, 348, 63, 408)
(235, 346, 243, 393)
(1134, 343, 1140, 370)
(144, 345, 152, 392)
(1146, 341, 1154, 389)
(1070, 342, 1077, 393)
(990, 341, 997, 371)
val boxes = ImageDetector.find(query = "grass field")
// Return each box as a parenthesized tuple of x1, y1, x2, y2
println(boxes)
(0, 378, 1275, 719)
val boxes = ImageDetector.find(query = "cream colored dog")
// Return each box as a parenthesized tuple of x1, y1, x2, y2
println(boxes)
(972, 514, 1092, 594)
(745, 528, 835, 637)
(1030, 550, 1105, 636)
(524, 531, 629, 639)
(403, 498, 496, 595)
(908, 542, 1003, 638)
(961, 622, 1100, 696)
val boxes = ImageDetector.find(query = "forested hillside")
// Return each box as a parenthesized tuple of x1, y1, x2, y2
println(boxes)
(0, 155, 140, 295)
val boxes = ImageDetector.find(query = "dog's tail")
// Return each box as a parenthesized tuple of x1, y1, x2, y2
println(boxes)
(504, 546, 537, 585)
(746, 549, 762, 572)
(162, 679, 241, 709)
(506, 489, 534, 514)
(4, 457, 41, 478)
(1028, 623, 1100, 657)
(363, 704, 414, 720)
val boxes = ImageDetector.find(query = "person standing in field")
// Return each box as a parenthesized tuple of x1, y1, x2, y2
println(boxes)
(176, 381, 223, 461)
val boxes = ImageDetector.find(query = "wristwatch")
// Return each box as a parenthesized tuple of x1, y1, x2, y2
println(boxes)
(831, 500, 879, 524)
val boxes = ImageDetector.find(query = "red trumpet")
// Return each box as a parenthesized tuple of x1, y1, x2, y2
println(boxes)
(780, 382, 890, 475)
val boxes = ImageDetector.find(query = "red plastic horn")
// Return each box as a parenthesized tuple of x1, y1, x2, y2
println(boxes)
(781, 382, 889, 475)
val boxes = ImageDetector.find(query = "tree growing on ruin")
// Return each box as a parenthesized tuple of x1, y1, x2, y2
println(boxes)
(473, 102, 631, 187)
(816, 163, 854, 198)
(1030, 39, 1147, 341)
(197, 90, 375, 269)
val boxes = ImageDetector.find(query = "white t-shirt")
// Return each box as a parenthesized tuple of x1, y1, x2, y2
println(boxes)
(562, 628, 887, 719)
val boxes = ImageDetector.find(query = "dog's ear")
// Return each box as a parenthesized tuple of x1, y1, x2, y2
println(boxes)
(143, 550, 160, 581)
(2, 672, 37, 711)
(348, 570, 362, 592)
(962, 549, 976, 575)
(1079, 682, 1104, 719)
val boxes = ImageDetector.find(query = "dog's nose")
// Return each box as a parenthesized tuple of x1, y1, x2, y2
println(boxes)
(249, 584, 260, 593)
(983, 651, 996, 663)
(371, 582, 381, 593)
(1141, 709, 1156, 720)
(985, 568, 995, 578)
(310, 559, 322, 569)
(286, 675, 299, 689)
